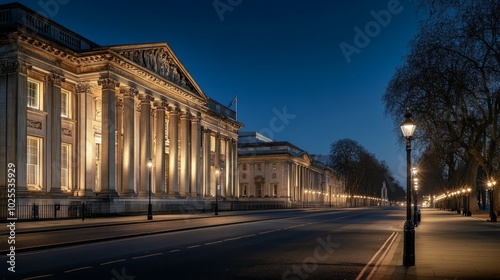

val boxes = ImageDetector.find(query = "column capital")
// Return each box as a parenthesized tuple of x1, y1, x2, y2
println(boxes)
(48, 73, 65, 86)
(202, 127, 211, 134)
(168, 105, 180, 114)
(154, 99, 168, 110)
(190, 112, 201, 122)
(0, 60, 32, 74)
(180, 110, 191, 119)
(123, 87, 138, 98)
(98, 78, 120, 90)
(75, 82, 92, 94)
(138, 93, 154, 103)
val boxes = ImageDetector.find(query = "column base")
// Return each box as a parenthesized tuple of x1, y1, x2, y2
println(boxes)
(137, 190, 148, 197)
(120, 191, 137, 197)
(49, 188, 68, 197)
(99, 189, 119, 198)
(74, 189, 96, 197)
(155, 192, 167, 198)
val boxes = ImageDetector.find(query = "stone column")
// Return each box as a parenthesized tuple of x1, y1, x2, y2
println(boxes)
(202, 128, 211, 197)
(121, 87, 137, 196)
(138, 93, 153, 197)
(215, 133, 221, 196)
(75, 83, 95, 196)
(225, 137, 231, 197)
(155, 100, 167, 197)
(48, 73, 65, 195)
(168, 106, 179, 197)
(299, 166, 303, 201)
(190, 114, 201, 198)
(179, 111, 190, 197)
(1, 61, 30, 195)
(115, 95, 123, 195)
(97, 78, 119, 197)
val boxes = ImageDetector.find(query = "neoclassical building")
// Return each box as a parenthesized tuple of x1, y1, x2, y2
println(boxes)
(0, 3, 242, 210)
(237, 132, 345, 206)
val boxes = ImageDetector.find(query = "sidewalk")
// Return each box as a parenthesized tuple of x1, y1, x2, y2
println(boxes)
(373, 208, 500, 280)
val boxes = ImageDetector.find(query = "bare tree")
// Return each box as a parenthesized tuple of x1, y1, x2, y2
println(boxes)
(384, 0, 500, 214)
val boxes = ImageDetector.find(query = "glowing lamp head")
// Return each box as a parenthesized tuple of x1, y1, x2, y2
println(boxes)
(400, 111, 416, 138)
(147, 158, 153, 169)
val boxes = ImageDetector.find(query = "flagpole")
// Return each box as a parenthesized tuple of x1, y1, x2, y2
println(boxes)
(235, 95, 238, 121)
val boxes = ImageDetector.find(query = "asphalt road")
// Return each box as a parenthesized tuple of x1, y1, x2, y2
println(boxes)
(2, 207, 404, 280)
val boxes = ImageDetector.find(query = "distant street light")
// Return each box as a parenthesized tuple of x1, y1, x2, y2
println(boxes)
(401, 110, 416, 267)
(147, 158, 153, 220)
(414, 176, 419, 227)
(487, 179, 497, 222)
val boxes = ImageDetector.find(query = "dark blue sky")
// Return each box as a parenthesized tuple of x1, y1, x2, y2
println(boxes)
(10, 0, 420, 183)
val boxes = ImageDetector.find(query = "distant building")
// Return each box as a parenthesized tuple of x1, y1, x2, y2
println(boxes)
(237, 132, 345, 206)
(0, 3, 242, 216)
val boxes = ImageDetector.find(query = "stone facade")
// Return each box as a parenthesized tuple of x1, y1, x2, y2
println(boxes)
(0, 3, 242, 212)
(237, 132, 345, 206)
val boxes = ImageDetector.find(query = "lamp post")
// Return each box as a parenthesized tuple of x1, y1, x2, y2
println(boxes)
(401, 111, 416, 267)
(147, 158, 153, 220)
(466, 187, 471, 216)
(487, 179, 497, 222)
(215, 168, 220, 215)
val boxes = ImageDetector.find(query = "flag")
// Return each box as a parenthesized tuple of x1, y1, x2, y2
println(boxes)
(228, 95, 237, 107)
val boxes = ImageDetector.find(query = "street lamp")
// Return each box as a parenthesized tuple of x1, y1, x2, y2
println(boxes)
(147, 158, 153, 220)
(487, 179, 497, 222)
(215, 168, 220, 215)
(401, 110, 416, 267)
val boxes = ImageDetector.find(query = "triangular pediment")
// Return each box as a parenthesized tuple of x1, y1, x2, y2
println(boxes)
(110, 43, 207, 102)
(303, 153, 312, 162)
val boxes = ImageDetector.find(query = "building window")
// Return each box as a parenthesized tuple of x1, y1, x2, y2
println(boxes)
(27, 137, 42, 188)
(256, 183, 262, 197)
(273, 184, 278, 197)
(257, 163, 261, 171)
(241, 184, 247, 197)
(242, 163, 246, 171)
(61, 144, 71, 192)
(61, 90, 70, 117)
(27, 80, 41, 110)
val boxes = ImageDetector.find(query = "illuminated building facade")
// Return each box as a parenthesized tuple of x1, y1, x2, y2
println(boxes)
(237, 132, 344, 206)
(0, 3, 242, 213)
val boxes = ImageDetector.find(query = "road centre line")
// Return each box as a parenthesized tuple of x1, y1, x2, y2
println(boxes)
(169, 249, 181, 253)
(204, 240, 224, 245)
(100, 259, 126, 265)
(223, 237, 242, 241)
(187, 245, 201, 249)
(64, 266, 93, 273)
(22, 274, 54, 280)
(132, 252, 163, 259)
(355, 232, 397, 280)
